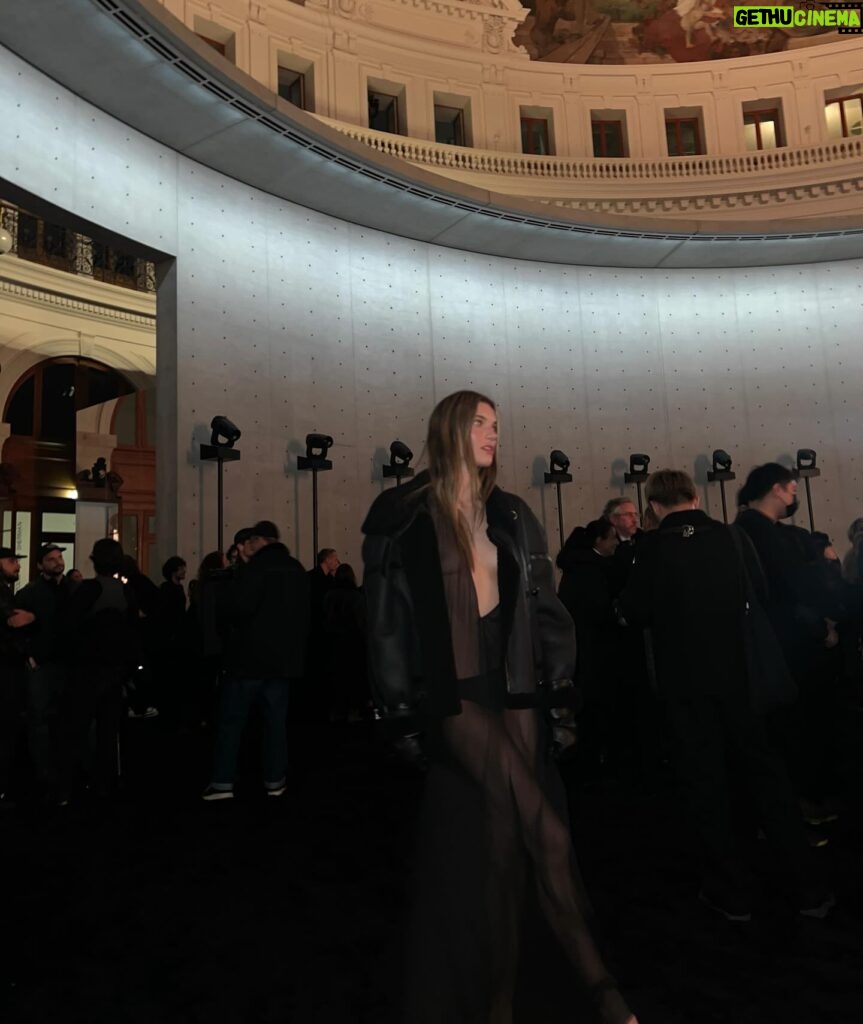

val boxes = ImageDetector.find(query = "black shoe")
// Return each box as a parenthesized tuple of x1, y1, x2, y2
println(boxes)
(799, 892, 836, 919)
(698, 889, 752, 922)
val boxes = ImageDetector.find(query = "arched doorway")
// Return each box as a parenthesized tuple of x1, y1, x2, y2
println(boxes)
(0, 357, 154, 579)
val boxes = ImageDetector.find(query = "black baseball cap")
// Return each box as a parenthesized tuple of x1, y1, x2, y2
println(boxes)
(39, 543, 66, 559)
(0, 546, 26, 559)
(250, 520, 279, 541)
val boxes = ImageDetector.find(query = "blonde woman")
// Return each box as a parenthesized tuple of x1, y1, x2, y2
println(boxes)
(363, 390, 637, 1024)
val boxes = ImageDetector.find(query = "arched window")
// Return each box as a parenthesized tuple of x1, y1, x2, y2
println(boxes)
(3, 357, 135, 441)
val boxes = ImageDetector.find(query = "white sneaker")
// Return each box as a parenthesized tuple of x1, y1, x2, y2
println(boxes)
(128, 707, 159, 719)
(202, 786, 234, 801)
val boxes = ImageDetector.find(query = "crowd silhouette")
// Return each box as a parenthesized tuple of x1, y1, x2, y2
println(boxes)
(2, 411, 863, 1022)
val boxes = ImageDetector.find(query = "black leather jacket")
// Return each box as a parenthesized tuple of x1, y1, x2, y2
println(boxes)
(361, 472, 576, 726)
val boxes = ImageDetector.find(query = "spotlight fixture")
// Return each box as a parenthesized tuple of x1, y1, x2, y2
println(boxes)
(549, 450, 571, 476)
(626, 453, 650, 479)
(793, 448, 821, 531)
(711, 449, 733, 474)
(383, 440, 415, 483)
(707, 448, 736, 524)
(624, 453, 651, 516)
(544, 449, 573, 549)
(0, 227, 12, 256)
(209, 415, 241, 449)
(200, 415, 242, 553)
(301, 433, 334, 467)
(297, 432, 335, 564)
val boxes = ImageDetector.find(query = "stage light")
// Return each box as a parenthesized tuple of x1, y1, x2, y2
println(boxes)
(624, 453, 651, 517)
(707, 448, 736, 523)
(628, 453, 650, 478)
(305, 433, 333, 460)
(793, 448, 821, 530)
(390, 440, 413, 467)
(210, 415, 241, 449)
(712, 449, 732, 474)
(544, 449, 573, 549)
(383, 440, 415, 484)
(297, 432, 335, 563)
(200, 415, 242, 552)
(549, 449, 570, 475)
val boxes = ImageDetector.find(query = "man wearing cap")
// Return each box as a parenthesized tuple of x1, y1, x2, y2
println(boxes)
(0, 547, 35, 805)
(203, 520, 309, 800)
(16, 543, 74, 797)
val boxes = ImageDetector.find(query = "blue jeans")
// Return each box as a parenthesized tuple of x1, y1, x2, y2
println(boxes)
(211, 678, 290, 791)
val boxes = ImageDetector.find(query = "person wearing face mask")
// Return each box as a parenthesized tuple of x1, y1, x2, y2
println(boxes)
(735, 464, 827, 662)
(736, 464, 841, 823)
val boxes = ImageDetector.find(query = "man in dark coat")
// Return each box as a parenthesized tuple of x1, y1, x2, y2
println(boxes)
(0, 547, 35, 805)
(203, 520, 309, 800)
(736, 462, 844, 816)
(618, 469, 831, 921)
(16, 543, 74, 797)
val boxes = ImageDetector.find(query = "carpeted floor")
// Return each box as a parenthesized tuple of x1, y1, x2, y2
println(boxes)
(2, 709, 862, 1024)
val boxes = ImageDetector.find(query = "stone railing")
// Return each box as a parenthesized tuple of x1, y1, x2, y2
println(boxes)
(319, 117, 863, 184)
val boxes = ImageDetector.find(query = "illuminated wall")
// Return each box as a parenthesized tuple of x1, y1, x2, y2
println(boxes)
(2, 44, 861, 569)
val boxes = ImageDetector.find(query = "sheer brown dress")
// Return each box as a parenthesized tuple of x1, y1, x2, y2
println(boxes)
(403, 508, 633, 1024)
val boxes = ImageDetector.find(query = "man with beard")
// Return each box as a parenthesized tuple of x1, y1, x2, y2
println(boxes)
(0, 547, 35, 806)
(17, 544, 74, 799)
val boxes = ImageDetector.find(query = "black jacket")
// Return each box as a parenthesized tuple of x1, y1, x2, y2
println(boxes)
(16, 575, 74, 665)
(219, 542, 310, 680)
(735, 509, 830, 656)
(618, 510, 759, 698)
(557, 547, 617, 697)
(361, 471, 575, 724)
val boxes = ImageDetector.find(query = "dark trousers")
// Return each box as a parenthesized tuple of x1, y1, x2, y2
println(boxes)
(25, 662, 65, 789)
(211, 678, 290, 790)
(666, 689, 818, 903)
(0, 660, 24, 793)
(60, 664, 126, 794)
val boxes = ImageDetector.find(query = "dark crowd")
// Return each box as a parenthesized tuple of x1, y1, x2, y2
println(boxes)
(0, 522, 368, 808)
(2, 458, 863, 1019)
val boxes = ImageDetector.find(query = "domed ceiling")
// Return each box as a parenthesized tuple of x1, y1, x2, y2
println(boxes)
(514, 0, 852, 63)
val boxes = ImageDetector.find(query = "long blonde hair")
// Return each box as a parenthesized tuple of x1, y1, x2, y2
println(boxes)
(426, 390, 498, 568)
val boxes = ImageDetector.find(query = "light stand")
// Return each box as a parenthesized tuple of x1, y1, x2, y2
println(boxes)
(624, 453, 651, 517)
(793, 448, 820, 531)
(543, 449, 572, 552)
(707, 448, 736, 524)
(297, 432, 333, 565)
(199, 415, 242, 553)
(382, 440, 414, 486)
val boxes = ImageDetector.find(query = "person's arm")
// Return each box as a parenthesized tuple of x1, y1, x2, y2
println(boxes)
(616, 534, 658, 629)
(518, 501, 577, 686)
(361, 530, 421, 721)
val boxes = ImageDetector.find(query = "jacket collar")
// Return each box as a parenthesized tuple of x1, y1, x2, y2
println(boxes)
(362, 469, 511, 539)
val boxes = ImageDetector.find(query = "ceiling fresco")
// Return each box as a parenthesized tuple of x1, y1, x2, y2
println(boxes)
(513, 0, 848, 63)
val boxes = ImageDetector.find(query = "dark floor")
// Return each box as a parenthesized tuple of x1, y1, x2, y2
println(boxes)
(2, 701, 863, 1024)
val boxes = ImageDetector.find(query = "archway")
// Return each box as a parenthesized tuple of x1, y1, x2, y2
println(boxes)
(0, 356, 153, 578)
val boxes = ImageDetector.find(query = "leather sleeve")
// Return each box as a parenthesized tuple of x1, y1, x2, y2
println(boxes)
(519, 501, 576, 685)
(362, 530, 422, 721)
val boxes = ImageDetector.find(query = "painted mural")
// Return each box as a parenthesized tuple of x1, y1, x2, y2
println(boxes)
(513, 0, 845, 63)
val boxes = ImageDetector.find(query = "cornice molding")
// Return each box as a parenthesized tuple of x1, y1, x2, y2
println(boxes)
(0, 273, 157, 329)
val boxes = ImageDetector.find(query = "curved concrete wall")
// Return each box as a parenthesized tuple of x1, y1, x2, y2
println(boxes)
(2, 45, 862, 568)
